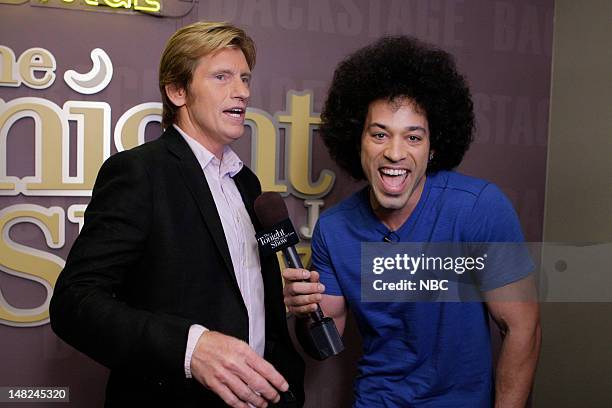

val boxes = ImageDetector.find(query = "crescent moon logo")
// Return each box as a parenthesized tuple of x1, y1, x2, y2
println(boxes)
(63, 48, 113, 95)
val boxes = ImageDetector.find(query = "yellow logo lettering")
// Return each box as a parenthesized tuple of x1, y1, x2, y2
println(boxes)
(0, 205, 65, 327)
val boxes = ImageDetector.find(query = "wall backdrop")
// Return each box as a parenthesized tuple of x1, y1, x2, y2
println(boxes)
(0, 0, 553, 406)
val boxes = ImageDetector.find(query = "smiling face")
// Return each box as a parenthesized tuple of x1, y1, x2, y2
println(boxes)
(360, 98, 431, 227)
(168, 47, 251, 157)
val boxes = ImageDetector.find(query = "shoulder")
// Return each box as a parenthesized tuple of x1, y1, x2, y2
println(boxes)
(430, 170, 490, 198)
(97, 149, 149, 185)
(93, 130, 181, 196)
(104, 129, 169, 166)
(318, 188, 366, 226)
(431, 172, 523, 241)
(429, 170, 511, 209)
(424, 171, 523, 241)
(312, 189, 366, 248)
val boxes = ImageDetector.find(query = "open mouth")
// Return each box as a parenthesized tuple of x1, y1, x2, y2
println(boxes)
(378, 167, 409, 193)
(223, 107, 245, 119)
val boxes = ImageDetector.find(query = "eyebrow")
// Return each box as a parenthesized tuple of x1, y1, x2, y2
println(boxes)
(212, 69, 252, 78)
(368, 123, 427, 133)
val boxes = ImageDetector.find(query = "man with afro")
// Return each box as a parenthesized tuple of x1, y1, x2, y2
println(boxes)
(283, 36, 541, 407)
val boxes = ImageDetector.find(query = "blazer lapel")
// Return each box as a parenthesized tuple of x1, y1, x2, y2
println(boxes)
(162, 127, 240, 293)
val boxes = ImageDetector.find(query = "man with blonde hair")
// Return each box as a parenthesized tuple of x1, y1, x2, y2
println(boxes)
(51, 22, 304, 408)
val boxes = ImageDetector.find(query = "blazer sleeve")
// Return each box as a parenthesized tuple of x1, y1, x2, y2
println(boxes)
(50, 150, 191, 380)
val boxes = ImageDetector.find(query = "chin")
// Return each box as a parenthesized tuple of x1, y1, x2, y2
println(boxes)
(374, 191, 409, 210)
(224, 131, 245, 142)
(380, 200, 408, 210)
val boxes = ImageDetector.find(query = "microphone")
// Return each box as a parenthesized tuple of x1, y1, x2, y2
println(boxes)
(254, 192, 344, 360)
(382, 230, 400, 243)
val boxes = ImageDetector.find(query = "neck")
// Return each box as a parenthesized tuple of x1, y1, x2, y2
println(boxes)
(369, 177, 426, 231)
(174, 122, 224, 160)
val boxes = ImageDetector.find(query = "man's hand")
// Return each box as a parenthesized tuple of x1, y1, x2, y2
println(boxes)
(190, 331, 289, 408)
(282, 268, 325, 318)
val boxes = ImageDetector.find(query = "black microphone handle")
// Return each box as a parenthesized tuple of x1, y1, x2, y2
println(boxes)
(281, 246, 325, 322)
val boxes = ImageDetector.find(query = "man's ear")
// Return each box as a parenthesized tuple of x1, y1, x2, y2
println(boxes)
(165, 83, 187, 107)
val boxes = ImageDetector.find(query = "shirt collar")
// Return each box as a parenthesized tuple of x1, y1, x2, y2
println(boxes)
(174, 124, 243, 177)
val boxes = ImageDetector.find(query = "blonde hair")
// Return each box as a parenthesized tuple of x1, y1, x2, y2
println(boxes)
(158, 21, 256, 129)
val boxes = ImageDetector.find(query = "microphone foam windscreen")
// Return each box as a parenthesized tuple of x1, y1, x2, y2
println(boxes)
(254, 192, 289, 229)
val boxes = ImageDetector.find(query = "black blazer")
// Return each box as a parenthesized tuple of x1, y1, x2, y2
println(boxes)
(50, 126, 305, 407)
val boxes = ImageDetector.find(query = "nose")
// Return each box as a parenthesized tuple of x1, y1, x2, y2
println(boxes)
(233, 77, 250, 102)
(383, 137, 406, 162)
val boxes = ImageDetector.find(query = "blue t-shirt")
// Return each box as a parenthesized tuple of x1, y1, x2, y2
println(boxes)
(312, 171, 532, 407)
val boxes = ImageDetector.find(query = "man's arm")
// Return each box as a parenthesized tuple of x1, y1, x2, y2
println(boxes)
(50, 151, 288, 408)
(485, 277, 542, 408)
(50, 151, 191, 377)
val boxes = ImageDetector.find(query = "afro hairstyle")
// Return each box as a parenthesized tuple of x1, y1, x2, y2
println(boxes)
(320, 36, 474, 180)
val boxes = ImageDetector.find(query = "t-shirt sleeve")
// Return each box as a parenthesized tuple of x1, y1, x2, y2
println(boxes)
(311, 219, 344, 296)
(466, 183, 534, 291)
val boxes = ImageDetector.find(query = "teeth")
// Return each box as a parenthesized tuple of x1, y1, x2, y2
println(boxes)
(224, 108, 244, 118)
(380, 168, 407, 176)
